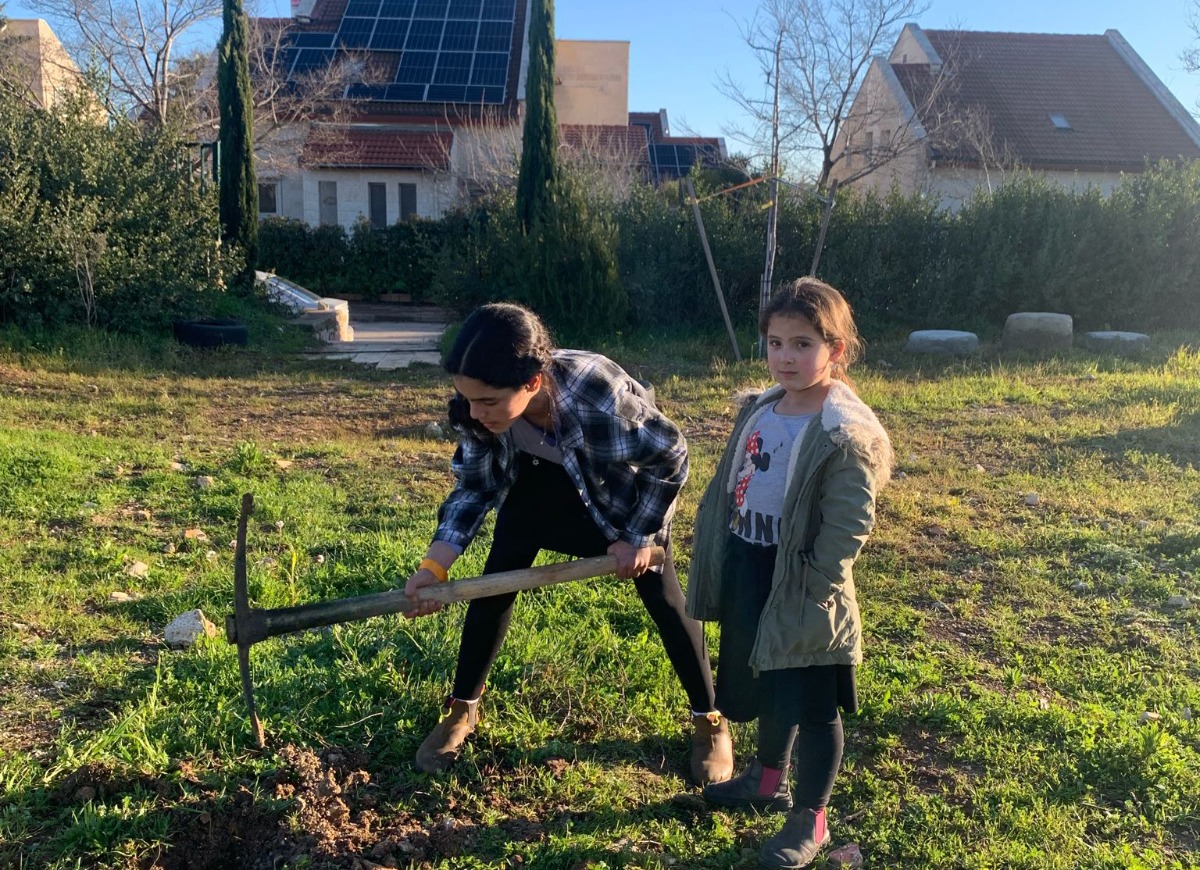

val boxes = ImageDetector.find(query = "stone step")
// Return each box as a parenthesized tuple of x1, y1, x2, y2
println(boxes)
(905, 330, 980, 355)
(1083, 331, 1150, 354)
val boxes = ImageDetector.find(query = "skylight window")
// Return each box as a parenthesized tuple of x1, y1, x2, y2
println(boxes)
(1049, 113, 1072, 130)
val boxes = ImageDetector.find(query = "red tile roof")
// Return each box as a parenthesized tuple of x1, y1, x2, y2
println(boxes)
(906, 30, 1200, 170)
(302, 128, 452, 169)
(629, 111, 667, 140)
(560, 124, 650, 163)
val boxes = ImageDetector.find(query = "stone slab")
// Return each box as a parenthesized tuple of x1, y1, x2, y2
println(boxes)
(300, 317, 447, 370)
(1083, 331, 1150, 354)
(375, 351, 442, 370)
(905, 329, 980, 355)
(352, 321, 444, 341)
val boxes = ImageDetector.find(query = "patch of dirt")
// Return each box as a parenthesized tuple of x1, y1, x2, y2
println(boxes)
(131, 744, 490, 869)
(156, 783, 288, 870)
(271, 744, 377, 858)
(54, 762, 181, 805)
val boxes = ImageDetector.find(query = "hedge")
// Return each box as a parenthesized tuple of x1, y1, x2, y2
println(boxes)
(251, 160, 1200, 337)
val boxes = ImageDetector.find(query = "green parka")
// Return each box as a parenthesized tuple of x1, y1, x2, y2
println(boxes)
(686, 380, 893, 671)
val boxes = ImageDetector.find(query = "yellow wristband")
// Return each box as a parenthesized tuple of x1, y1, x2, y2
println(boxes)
(418, 558, 449, 583)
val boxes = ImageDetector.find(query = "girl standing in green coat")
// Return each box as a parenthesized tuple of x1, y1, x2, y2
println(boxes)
(689, 278, 892, 870)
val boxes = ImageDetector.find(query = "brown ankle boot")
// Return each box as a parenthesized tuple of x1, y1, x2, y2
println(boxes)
(690, 711, 734, 785)
(415, 696, 479, 773)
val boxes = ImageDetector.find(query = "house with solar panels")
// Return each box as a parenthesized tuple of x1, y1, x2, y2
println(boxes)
(829, 24, 1200, 209)
(252, 0, 727, 229)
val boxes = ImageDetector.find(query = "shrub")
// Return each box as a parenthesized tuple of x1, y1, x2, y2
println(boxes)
(247, 160, 1200, 337)
(0, 89, 222, 333)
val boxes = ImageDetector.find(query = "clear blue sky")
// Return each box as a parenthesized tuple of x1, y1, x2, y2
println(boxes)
(6, 0, 1197, 156)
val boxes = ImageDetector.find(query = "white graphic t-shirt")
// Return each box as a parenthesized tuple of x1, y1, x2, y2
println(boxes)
(730, 405, 816, 546)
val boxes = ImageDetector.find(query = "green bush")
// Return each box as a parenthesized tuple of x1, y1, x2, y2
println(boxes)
(258, 217, 445, 301)
(0, 89, 222, 333)
(246, 161, 1200, 337)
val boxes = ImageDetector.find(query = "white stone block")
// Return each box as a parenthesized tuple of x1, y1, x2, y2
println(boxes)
(1002, 312, 1073, 351)
(164, 609, 218, 649)
(905, 330, 980, 355)
(1083, 331, 1149, 354)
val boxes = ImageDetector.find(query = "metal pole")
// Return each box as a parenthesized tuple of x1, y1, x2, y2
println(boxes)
(685, 178, 743, 362)
(757, 31, 784, 358)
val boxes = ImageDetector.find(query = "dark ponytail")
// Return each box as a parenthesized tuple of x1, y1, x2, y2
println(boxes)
(444, 303, 555, 435)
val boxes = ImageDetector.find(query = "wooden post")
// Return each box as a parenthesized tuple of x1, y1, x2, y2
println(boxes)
(809, 178, 840, 278)
(685, 178, 742, 362)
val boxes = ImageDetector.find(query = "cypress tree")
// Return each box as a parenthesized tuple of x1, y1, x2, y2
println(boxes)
(509, 0, 626, 336)
(515, 0, 557, 233)
(217, 0, 258, 277)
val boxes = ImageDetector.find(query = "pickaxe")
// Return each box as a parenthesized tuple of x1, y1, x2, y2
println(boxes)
(226, 493, 665, 747)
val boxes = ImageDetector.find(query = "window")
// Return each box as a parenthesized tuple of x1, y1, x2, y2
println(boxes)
(258, 183, 278, 214)
(881, 129, 891, 156)
(368, 182, 387, 228)
(845, 135, 854, 168)
(318, 181, 338, 225)
(399, 183, 417, 220)
(1049, 113, 1072, 130)
(864, 131, 874, 161)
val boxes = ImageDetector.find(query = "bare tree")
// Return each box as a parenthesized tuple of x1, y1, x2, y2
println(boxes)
(29, 0, 222, 124)
(719, 0, 931, 189)
(187, 18, 384, 174)
(841, 34, 1023, 187)
(927, 102, 1022, 197)
(1184, 1, 1200, 78)
(436, 108, 650, 206)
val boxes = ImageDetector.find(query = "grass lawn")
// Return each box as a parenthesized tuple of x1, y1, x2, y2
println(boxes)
(1, 328, 1198, 869)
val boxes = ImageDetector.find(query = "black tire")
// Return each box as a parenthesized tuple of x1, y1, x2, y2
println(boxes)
(172, 318, 249, 348)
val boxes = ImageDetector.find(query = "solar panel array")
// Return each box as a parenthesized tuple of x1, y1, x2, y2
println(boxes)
(282, 0, 517, 104)
(649, 143, 722, 181)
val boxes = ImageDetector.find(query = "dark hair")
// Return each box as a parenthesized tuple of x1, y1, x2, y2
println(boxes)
(760, 277, 863, 385)
(444, 303, 555, 434)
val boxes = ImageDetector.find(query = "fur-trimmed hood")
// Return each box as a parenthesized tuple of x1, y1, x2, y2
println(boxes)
(733, 380, 893, 488)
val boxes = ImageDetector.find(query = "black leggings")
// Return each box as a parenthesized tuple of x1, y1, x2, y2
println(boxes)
(714, 535, 847, 810)
(451, 453, 716, 714)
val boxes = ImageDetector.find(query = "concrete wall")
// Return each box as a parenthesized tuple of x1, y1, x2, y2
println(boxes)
(927, 168, 1127, 211)
(299, 170, 454, 228)
(258, 169, 454, 229)
(889, 24, 939, 66)
(828, 60, 928, 197)
(4, 19, 86, 110)
(554, 40, 629, 126)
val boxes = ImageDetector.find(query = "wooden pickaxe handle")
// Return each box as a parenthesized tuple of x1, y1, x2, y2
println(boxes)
(413, 546, 666, 604)
(228, 545, 666, 645)
(227, 492, 667, 747)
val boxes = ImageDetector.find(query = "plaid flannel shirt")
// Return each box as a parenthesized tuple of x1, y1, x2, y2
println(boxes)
(434, 350, 688, 551)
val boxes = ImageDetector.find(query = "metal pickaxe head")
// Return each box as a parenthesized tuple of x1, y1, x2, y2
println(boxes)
(229, 493, 266, 748)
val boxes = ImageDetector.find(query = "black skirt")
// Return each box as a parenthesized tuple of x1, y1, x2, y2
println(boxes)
(713, 533, 858, 723)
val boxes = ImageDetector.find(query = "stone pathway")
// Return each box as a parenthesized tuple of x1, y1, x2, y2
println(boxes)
(302, 310, 446, 370)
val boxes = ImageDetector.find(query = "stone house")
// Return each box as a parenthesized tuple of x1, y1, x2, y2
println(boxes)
(829, 24, 1200, 209)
